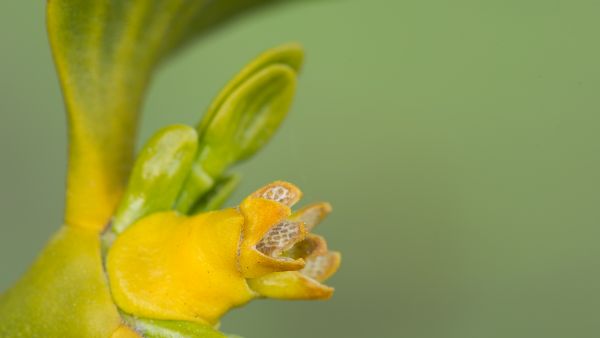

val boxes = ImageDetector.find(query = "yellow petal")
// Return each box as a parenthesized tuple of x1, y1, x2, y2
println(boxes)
(248, 271, 334, 300)
(239, 197, 291, 245)
(238, 191, 306, 278)
(240, 249, 306, 279)
(107, 210, 253, 325)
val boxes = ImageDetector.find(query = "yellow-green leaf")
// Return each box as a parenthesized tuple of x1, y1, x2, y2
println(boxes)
(121, 313, 227, 338)
(47, 0, 285, 231)
(0, 227, 121, 337)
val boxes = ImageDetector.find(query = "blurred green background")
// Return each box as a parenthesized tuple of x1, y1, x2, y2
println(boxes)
(1, 1, 599, 337)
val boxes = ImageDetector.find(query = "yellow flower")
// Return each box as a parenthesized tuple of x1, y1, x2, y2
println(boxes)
(107, 181, 340, 325)
(0, 1, 339, 335)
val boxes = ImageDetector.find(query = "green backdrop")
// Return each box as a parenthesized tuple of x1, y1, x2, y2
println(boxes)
(1, 1, 599, 337)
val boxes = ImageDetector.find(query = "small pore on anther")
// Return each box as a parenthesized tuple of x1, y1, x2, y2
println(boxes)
(252, 181, 301, 207)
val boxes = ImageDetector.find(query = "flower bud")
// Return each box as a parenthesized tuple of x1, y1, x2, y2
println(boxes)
(175, 44, 304, 213)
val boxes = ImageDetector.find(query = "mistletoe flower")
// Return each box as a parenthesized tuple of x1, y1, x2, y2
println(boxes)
(243, 183, 341, 299)
(0, 1, 340, 337)
(107, 181, 340, 325)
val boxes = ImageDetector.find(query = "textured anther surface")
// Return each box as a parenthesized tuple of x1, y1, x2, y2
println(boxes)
(292, 203, 332, 231)
(256, 221, 305, 256)
(301, 252, 341, 282)
(263, 186, 293, 204)
(252, 181, 301, 207)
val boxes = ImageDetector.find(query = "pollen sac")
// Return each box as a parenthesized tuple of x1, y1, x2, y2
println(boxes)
(301, 251, 342, 282)
(255, 220, 305, 256)
(251, 181, 302, 207)
(290, 202, 332, 231)
(238, 182, 308, 278)
(248, 230, 340, 300)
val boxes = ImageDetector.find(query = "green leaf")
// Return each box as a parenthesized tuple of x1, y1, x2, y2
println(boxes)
(122, 314, 227, 338)
(176, 44, 304, 212)
(47, 0, 287, 230)
(112, 125, 198, 234)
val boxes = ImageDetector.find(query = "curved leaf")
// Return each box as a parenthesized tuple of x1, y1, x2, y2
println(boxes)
(47, 0, 286, 231)
(0, 227, 121, 337)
